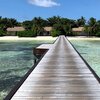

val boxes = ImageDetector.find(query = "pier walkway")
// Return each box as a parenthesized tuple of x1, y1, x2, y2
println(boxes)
(11, 36, 100, 100)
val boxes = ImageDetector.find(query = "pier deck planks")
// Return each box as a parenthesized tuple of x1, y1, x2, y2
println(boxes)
(11, 36, 100, 100)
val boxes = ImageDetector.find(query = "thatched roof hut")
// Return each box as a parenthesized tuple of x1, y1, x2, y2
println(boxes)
(7, 27, 25, 32)
(72, 27, 84, 32)
(44, 27, 52, 32)
(6, 27, 25, 36)
(43, 27, 52, 36)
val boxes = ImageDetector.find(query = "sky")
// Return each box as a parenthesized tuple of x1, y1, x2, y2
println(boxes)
(0, 0, 100, 22)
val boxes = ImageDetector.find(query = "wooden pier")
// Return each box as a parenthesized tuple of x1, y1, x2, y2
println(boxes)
(7, 36, 100, 100)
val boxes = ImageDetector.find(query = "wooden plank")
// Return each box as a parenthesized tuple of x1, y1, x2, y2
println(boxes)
(11, 36, 100, 100)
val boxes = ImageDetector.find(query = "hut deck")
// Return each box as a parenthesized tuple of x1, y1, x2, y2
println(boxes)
(11, 36, 100, 100)
(36, 44, 52, 49)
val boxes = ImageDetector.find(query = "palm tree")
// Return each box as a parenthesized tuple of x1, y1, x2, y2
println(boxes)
(47, 16, 61, 26)
(23, 20, 33, 30)
(32, 17, 47, 27)
(88, 17, 96, 26)
(88, 17, 97, 36)
(76, 16, 86, 27)
(8, 18, 19, 27)
(32, 17, 46, 36)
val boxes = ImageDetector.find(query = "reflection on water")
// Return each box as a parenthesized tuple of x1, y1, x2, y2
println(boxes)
(70, 39, 100, 77)
(0, 40, 53, 99)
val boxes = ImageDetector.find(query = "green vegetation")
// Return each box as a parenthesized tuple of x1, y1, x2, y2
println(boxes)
(84, 17, 100, 37)
(96, 32, 100, 37)
(0, 16, 100, 37)
(17, 30, 36, 37)
(0, 30, 6, 36)
(51, 29, 59, 37)
(0, 16, 20, 31)
(76, 16, 86, 27)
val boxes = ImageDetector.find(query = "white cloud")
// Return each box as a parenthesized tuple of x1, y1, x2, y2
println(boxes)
(28, 0, 60, 7)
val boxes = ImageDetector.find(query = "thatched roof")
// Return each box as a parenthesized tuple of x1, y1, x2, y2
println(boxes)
(7, 27, 25, 32)
(44, 27, 52, 32)
(72, 27, 84, 32)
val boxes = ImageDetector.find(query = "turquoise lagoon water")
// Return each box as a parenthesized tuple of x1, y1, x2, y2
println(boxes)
(0, 40, 54, 100)
(69, 38, 100, 77)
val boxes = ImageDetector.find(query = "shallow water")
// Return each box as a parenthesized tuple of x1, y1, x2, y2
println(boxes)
(69, 39, 100, 77)
(0, 40, 53, 99)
